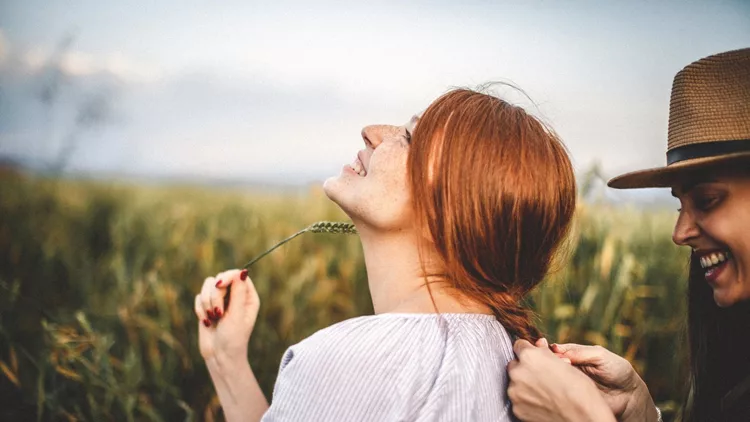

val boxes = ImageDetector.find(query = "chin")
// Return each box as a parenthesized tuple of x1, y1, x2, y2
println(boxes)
(713, 292, 734, 308)
(322, 176, 339, 201)
(712, 287, 747, 308)
(322, 175, 360, 218)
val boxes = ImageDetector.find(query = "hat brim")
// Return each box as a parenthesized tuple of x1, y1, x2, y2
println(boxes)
(607, 152, 750, 189)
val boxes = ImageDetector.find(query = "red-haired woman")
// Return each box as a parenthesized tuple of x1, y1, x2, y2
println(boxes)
(193, 88, 581, 421)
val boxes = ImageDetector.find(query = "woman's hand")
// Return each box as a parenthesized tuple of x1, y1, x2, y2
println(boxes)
(194, 269, 269, 422)
(194, 269, 260, 365)
(551, 343, 658, 422)
(508, 339, 616, 422)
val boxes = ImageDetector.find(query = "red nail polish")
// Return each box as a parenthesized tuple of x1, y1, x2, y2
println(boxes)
(215, 279, 222, 288)
(240, 269, 248, 280)
(214, 307, 222, 317)
(207, 310, 214, 319)
(203, 319, 211, 327)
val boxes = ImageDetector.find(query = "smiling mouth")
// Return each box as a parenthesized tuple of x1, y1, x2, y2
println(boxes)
(349, 156, 367, 177)
(698, 250, 732, 281)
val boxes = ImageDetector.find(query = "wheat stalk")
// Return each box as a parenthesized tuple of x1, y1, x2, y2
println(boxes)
(242, 221, 357, 269)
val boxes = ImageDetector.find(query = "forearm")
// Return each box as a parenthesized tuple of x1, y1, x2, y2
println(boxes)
(619, 379, 658, 422)
(206, 356, 269, 422)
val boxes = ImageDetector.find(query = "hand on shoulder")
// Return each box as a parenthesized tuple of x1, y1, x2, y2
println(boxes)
(550, 342, 658, 422)
(508, 338, 616, 422)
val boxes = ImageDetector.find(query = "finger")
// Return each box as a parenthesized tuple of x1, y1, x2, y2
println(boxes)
(214, 269, 238, 290)
(552, 343, 606, 365)
(200, 276, 217, 321)
(194, 294, 211, 328)
(507, 359, 520, 372)
(214, 273, 230, 289)
(550, 343, 584, 353)
(208, 271, 235, 320)
(506, 384, 518, 402)
(209, 282, 225, 320)
(513, 339, 534, 357)
(535, 337, 549, 348)
(551, 352, 573, 364)
(214, 270, 237, 312)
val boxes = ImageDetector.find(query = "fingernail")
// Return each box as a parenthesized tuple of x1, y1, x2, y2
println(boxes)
(240, 269, 248, 281)
(207, 310, 214, 319)
(215, 279, 222, 288)
(203, 319, 211, 327)
(539, 338, 549, 347)
(214, 307, 222, 317)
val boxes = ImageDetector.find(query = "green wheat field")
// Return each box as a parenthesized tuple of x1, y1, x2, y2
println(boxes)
(0, 171, 689, 421)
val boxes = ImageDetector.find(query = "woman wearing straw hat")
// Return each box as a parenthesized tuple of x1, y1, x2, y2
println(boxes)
(507, 48, 750, 422)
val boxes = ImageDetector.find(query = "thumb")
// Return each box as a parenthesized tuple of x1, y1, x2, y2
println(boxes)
(552, 343, 605, 366)
(535, 337, 549, 348)
(513, 339, 535, 358)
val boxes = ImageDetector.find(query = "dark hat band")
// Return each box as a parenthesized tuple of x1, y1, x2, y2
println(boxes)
(667, 139, 750, 165)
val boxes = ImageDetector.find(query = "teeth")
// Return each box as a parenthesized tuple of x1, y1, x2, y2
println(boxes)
(349, 157, 367, 177)
(699, 251, 731, 269)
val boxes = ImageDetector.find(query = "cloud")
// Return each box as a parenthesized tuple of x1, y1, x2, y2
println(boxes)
(21, 47, 47, 72)
(102, 52, 162, 83)
(58, 50, 96, 75)
(2, 36, 163, 84)
(58, 50, 162, 83)
(0, 30, 7, 65)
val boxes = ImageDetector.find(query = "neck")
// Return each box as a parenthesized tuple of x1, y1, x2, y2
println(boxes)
(356, 225, 491, 315)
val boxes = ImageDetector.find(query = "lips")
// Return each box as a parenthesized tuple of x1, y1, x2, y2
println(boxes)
(349, 155, 367, 177)
(347, 151, 368, 177)
(696, 250, 732, 283)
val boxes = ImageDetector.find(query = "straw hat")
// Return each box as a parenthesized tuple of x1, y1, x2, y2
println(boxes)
(608, 47, 750, 189)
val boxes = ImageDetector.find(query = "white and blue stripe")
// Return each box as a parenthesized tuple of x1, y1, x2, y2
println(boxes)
(261, 313, 518, 421)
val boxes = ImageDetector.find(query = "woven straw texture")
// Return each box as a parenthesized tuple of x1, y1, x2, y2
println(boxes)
(608, 47, 750, 189)
(668, 48, 750, 149)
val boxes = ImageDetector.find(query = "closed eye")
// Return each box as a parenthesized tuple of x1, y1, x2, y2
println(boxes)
(403, 127, 412, 144)
(694, 196, 720, 211)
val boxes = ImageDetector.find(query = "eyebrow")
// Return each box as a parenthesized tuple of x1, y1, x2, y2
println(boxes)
(671, 179, 720, 197)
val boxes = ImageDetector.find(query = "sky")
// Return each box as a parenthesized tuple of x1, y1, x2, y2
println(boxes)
(1, 0, 749, 196)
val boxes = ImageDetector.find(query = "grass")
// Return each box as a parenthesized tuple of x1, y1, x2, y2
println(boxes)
(0, 171, 688, 421)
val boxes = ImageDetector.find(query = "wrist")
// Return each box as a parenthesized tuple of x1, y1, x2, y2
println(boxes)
(205, 352, 251, 379)
(566, 382, 616, 422)
(571, 396, 616, 422)
(620, 378, 657, 422)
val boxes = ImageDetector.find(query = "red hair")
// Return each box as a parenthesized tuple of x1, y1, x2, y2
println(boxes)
(408, 88, 576, 341)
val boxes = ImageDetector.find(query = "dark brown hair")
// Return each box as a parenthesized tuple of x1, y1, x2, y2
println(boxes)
(683, 254, 750, 421)
(408, 88, 577, 341)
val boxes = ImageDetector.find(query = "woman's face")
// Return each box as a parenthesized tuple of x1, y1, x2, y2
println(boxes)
(323, 116, 420, 231)
(672, 170, 750, 307)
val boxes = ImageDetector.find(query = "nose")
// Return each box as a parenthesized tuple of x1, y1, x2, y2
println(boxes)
(361, 125, 401, 149)
(672, 208, 701, 246)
